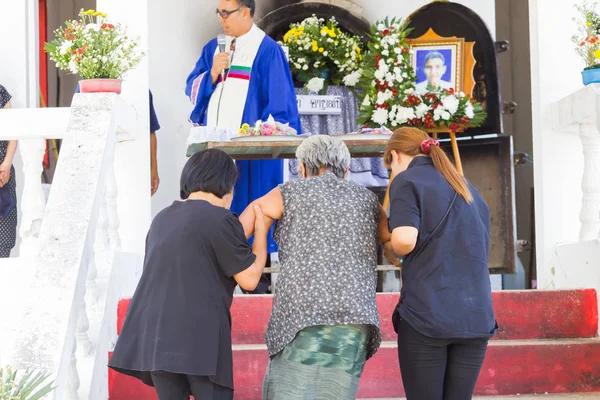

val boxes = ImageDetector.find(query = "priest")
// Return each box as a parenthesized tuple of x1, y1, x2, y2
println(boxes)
(185, 0, 301, 256)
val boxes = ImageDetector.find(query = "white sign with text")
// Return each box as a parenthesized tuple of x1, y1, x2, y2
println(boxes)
(297, 95, 343, 115)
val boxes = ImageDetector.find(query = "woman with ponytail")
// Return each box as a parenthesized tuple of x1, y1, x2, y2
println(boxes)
(384, 127, 497, 400)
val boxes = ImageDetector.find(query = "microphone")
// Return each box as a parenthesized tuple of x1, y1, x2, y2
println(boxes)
(217, 34, 227, 82)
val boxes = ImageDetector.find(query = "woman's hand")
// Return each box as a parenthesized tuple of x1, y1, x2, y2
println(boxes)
(254, 205, 266, 235)
(382, 241, 402, 268)
(0, 162, 11, 187)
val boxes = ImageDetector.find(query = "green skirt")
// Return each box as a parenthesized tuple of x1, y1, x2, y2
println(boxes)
(262, 324, 370, 400)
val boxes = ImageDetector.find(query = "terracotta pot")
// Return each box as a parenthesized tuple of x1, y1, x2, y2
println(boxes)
(78, 78, 122, 94)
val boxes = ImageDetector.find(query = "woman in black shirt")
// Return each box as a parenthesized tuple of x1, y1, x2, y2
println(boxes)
(384, 128, 497, 400)
(109, 149, 268, 400)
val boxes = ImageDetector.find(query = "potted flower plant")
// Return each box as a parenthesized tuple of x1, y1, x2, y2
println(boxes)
(44, 9, 144, 94)
(572, 1, 600, 85)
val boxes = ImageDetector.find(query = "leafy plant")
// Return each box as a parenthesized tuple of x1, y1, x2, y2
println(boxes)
(44, 9, 144, 79)
(0, 366, 54, 400)
(572, 1, 600, 70)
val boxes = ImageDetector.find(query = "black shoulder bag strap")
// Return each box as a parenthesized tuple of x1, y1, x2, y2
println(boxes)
(394, 191, 458, 325)
(404, 191, 458, 269)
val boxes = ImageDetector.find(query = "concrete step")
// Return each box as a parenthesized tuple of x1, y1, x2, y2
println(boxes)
(116, 289, 599, 344)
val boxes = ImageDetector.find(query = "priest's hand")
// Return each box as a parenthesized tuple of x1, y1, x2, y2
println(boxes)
(211, 52, 230, 83)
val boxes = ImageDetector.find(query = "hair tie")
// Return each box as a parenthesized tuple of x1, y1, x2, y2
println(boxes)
(421, 139, 440, 155)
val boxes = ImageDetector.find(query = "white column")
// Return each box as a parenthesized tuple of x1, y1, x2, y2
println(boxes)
(579, 124, 600, 240)
(18, 139, 47, 257)
(97, 0, 151, 259)
(529, 0, 592, 288)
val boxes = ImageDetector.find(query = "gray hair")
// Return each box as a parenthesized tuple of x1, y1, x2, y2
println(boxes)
(295, 135, 351, 178)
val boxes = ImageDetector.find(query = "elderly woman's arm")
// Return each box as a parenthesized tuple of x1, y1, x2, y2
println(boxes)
(239, 187, 285, 239)
(234, 205, 270, 290)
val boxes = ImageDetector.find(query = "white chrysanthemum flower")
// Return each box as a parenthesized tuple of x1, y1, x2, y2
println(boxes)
(342, 70, 362, 87)
(59, 40, 73, 55)
(395, 107, 416, 124)
(362, 94, 371, 106)
(306, 77, 325, 93)
(68, 59, 79, 74)
(441, 111, 451, 120)
(465, 103, 475, 119)
(376, 90, 393, 105)
(415, 103, 430, 119)
(372, 108, 389, 125)
(441, 95, 459, 115)
(83, 23, 100, 34)
(377, 24, 386, 31)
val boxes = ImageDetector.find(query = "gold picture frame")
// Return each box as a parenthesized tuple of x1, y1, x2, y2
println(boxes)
(408, 28, 477, 97)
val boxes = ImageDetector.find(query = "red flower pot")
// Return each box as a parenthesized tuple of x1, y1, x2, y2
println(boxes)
(78, 78, 122, 94)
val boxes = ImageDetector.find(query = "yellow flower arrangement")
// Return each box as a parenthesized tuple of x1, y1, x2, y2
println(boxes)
(279, 15, 363, 92)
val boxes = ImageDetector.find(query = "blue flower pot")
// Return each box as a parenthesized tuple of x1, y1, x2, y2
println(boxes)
(582, 68, 600, 85)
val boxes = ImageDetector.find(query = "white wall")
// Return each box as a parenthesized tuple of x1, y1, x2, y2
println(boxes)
(148, 0, 496, 217)
(528, 0, 586, 288)
(0, 0, 40, 257)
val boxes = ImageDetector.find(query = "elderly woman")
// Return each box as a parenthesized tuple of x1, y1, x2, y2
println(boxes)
(239, 135, 395, 400)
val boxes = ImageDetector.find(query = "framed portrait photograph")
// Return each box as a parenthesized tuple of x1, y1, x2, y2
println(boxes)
(408, 28, 476, 96)
(413, 45, 459, 93)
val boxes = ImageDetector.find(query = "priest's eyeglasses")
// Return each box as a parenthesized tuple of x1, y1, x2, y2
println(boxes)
(216, 7, 242, 19)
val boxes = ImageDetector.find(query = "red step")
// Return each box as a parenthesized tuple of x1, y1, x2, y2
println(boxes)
(109, 338, 600, 399)
(117, 289, 599, 342)
(230, 339, 600, 399)
(110, 289, 600, 399)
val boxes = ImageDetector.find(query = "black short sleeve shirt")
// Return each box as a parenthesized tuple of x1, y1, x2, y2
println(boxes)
(109, 200, 255, 389)
(389, 156, 497, 339)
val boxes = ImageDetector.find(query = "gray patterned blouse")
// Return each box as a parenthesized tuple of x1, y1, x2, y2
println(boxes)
(266, 172, 382, 359)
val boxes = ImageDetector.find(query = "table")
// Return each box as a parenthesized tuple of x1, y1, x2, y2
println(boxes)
(186, 138, 389, 159)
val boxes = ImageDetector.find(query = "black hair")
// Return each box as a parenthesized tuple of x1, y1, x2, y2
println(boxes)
(237, 0, 255, 17)
(425, 51, 445, 65)
(180, 149, 238, 199)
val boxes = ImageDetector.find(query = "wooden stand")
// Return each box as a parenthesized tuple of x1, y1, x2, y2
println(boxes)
(424, 127, 465, 176)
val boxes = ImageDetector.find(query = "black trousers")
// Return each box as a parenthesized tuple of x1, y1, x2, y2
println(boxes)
(395, 316, 488, 400)
(150, 371, 233, 400)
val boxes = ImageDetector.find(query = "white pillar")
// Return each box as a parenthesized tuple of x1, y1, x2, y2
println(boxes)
(96, 0, 151, 261)
(529, 0, 592, 288)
